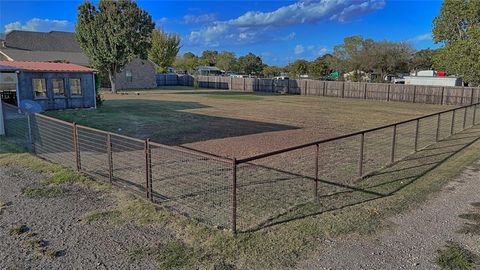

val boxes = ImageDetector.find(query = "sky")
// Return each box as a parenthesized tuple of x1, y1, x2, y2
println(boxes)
(0, 0, 442, 66)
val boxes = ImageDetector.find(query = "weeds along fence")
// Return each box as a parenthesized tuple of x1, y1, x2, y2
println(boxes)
(1, 101, 480, 233)
(166, 75, 480, 106)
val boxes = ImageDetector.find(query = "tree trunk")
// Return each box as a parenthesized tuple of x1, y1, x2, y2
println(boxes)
(108, 70, 117, 94)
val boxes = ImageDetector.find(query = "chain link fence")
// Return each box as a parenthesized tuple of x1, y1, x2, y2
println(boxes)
(1, 100, 479, 233)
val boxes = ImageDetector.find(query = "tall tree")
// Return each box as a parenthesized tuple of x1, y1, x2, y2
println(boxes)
(148, 28, 181, 73)
(238, 53, 264, 75)
(76, 0, 154, 93)
(308, 54, 334, 79)
(433, 0, 480, 86)
(262, 66, 282, 77)
(174, 52, 198, 74)
(199, 50, 218, 66)
(287, 59, 309, 78)
(216, 51, 238, 72)
(409, 49, 435, 71)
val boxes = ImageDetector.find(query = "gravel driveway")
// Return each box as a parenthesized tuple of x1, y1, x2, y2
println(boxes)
(0, 165, 173, 270)
(298, 159, 480, 270)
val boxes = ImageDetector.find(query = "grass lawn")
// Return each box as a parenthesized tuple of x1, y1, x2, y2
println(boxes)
(46, 87, 450, 158)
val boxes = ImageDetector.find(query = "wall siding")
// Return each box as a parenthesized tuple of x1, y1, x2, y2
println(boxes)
(17, 71, 95, 110)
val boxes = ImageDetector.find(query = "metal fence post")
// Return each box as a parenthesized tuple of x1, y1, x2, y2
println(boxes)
(451, 109, 456, 135)
(73, 123, 81, 171)
(473, 104, 477, 126)
(364, 83, 367, 99)
(436, 113, 441, 142)
(232, 158, 237, 234)
(341, 82, 345, 98)
(391, 125, 397, 163)
(107, 133, 113, 184)
(27, 113, 35, 152)
(358, 133, 365, 177)
(314, 144, 319, 198)
(414, 119, 420, 151)
(144, 138, 152, 199)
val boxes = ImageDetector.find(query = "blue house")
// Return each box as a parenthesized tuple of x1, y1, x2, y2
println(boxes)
(0, 61, 96, 111)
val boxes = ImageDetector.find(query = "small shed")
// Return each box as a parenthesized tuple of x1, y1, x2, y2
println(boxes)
(0, 61, 96, 110)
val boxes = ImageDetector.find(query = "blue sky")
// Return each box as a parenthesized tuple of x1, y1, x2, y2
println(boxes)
(0, 0, 442, 65)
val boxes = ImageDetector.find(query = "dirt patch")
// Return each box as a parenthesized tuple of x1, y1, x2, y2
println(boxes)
(298, 159, 480, 269)
(0, 165, 173, 269)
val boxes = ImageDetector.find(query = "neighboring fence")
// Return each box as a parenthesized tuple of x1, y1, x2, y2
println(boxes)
(1, 101, 479, 233)
(165, 74, 480, 106)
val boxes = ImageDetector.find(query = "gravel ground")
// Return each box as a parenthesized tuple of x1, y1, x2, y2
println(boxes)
(0, 165, 173, 270)
(298, 159, 480, 270)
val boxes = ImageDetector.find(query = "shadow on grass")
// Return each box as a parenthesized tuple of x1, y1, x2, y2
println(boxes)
(239, 125, 480, 232)
(45, 99, 298, 145)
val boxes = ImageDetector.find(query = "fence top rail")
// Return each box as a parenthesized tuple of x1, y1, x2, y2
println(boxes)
(236, 102, 480, 164)
(149, 141, 232, 164)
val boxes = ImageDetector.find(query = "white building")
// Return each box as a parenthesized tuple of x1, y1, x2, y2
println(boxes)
(404, 70, 463, 87)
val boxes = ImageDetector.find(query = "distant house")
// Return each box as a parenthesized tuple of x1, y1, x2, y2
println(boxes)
(0, 61, 96, 111)
(196, 66, 224, 76)
(0, 30, 156, 90)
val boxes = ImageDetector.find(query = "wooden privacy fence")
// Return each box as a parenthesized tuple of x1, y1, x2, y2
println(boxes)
(2, 100, 480, 234)
(167, 74, 480, 106)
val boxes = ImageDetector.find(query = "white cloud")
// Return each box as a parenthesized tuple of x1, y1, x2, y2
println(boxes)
(294, 45, 305, 55)
(408, 33, 432, 42)
(4, 18, 72, 33)
(183, 13, 217, 24)
(188, 0, 384, 46)
(157, 17, 169, 25)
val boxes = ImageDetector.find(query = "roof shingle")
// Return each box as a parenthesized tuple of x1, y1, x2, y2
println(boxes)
(0, 61, 94, 73)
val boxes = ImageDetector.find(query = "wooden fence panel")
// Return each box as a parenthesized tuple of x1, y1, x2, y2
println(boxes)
(156, 74, 480, 106)
(325, 81, 343, 97)
(366, 83, 389, 101)
(344, 82, 364, 98)
(258, 78, 274, 92)
(414, 85, 442, 104)
(306, 80, 324, 96)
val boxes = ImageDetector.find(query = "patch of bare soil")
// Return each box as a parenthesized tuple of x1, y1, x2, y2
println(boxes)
(297, 159, 480, 270)
(0, 165, 172, 270)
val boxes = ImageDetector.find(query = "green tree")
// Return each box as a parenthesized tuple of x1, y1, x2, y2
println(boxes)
(433, 0, 480, 86)
(262, 66, 282, 77)
(148, 28, 181, 73)
(308, 54, 334, 78)
(371, 41, 413, 79)
(287, 59, 309, 79)
(238, 53, 264, 75)
(409, 49, 435, 71)
(216, 51, 238, 72)
(174, 52, 198, 74)
(199, 50, 218, 66)
(76, 0, 154, 93)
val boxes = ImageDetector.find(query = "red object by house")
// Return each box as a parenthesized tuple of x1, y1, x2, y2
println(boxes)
(437, 71, 446, 77)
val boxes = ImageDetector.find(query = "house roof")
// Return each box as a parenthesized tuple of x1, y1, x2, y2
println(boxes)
(4, 30, 82, 52)
(0, 61, 94, 73)
(197, 66, 222, 71)
(0, 30, 90, 66)
(0, 48, 90, 66)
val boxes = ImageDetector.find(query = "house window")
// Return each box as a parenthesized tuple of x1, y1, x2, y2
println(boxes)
(32, 78, 47, 98)
(69, 78, 82, 96)
(52, 79, 65, 96)
(126, 70, 133, 82)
